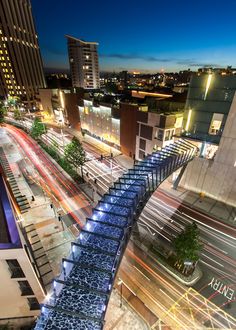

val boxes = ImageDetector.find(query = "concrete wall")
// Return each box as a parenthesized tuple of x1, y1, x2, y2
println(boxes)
(180, 92, 236, 206)
(64, 93, 81, 129)
(38, 89, 53, 115)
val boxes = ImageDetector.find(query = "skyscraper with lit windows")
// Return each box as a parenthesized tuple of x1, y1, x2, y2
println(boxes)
(66, 35, 100, 89)
(0, 0, 46, 108)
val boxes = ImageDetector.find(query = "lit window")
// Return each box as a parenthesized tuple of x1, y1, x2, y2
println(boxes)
(209, 113, 224, 135)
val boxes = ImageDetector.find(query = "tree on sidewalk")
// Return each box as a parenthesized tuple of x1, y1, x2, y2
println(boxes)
(173, 222, 203, 274)
(14, 108, 22, 121)
(0, 102, 7, 124)
(31, 118, 47, 139)
(64, 137, 86, 178)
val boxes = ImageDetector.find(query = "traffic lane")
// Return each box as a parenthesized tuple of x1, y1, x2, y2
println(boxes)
(125, 243, 236, 328)
(155, 190, 236, 239)
(6, 125, 91, 225)
(9, 125, 91, 209)
(146, 197, 236, 261)
(138, 218, 236, 315)
(193, 262, 236, 319)
(140, 206, 236, 280)
(120, 244, 208, 329)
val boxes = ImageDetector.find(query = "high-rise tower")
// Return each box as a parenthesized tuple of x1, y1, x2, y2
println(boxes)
(66, 35, 100, 89)
(0, 0, 46, 108)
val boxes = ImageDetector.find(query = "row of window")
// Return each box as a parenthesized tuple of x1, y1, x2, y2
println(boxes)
(6, 259, 40, 310)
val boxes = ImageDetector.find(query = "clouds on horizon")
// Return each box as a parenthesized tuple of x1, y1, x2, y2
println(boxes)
(100, 53, 221, 68)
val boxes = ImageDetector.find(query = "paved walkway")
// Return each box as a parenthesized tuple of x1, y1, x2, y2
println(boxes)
(0, 129, 75, 283)
(105, 289, 149, 330)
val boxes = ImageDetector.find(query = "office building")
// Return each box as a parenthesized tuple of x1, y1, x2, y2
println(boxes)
(0, 0, 46, 108)
(0, 170, 45, 328)
(183, 72, 236, 145)
(66, 35, 100, 89)
(79, 97, 120, 148)
(178, 72, 236, 206)
(120, 94, 185, 159)
(39, 88, 83, 129)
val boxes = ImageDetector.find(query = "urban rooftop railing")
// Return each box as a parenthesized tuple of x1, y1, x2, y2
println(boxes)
(35, 139, 197, 330)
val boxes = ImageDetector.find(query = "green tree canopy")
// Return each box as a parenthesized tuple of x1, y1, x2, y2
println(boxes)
(174, 222, 203, 264)
(64, 137, 86, 168)
(14, 108, 22, 121)
(0, 103, 6, 124)
(31, 118, 46, 139)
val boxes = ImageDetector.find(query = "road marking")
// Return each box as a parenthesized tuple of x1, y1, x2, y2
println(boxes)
(121, 281, 137, 296)
(133, 266, 151, 281)
(159, 288, 180, 306)
(182, 212, 236, 241)
(202, 253, 224, 267)
(207, 242, 228, 255)
(208, 277, 235, 300)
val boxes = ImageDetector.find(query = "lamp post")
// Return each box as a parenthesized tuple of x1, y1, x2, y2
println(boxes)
(110, 156, 113, 182)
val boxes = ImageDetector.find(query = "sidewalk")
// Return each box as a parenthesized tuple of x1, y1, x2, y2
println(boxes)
(105, 289, 149, 330)
(0, 130, 75, 287)
(65, 127, 122, 157)
(159, 179, 236, 228)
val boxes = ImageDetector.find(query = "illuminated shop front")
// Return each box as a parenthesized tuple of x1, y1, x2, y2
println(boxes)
(79, 99, 120, 149)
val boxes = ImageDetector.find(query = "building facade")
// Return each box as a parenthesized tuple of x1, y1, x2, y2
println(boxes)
(179, 72, 236, 205)
(120, 97, 184, 159)
(0, 0, 46, 107)
(79, 99, 120, 148)
(0, 172, 45, 328)
(183, 73, 236, 144)
(66, 35, 100, 89)
(135, 110, 183, 160)
(39, 88, 82, 129)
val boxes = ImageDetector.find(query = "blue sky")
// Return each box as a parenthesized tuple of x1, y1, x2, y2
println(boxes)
(32, 0, 236, 72)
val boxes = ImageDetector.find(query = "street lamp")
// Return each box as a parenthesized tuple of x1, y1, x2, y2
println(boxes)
(110, 152, 113, 182)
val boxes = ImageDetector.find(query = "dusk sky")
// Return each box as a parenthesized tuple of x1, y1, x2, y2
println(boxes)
(32, 0, 236, 73)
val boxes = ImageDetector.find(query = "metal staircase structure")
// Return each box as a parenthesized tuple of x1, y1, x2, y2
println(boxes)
(35, 139, 197, 330)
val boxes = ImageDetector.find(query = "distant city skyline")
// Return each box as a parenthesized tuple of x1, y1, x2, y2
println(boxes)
(32, 0, 236, 73)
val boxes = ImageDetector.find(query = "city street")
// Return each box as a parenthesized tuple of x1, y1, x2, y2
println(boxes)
(4, 124, 92, 227)
(3, 122, 236, 328)
(116, 240, 236, 329)
(138, 190, 236, 319)
(6, 118, 127, 195)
